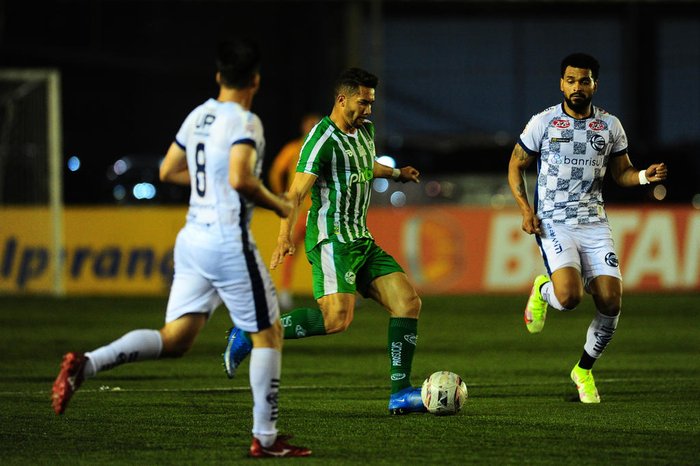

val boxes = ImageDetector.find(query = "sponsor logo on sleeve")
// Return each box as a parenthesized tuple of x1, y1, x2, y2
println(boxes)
(589, 120, 607, 131)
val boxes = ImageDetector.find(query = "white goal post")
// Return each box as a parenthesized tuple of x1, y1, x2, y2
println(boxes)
(0, 69, 64, 295)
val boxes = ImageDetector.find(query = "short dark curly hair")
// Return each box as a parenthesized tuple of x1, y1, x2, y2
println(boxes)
(560, 53, 600, 81)
(333, 67, 379, 98)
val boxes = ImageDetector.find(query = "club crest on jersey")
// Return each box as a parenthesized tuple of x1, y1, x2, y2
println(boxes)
(590, 134, 606, 151)
(552, 119, 570, 129)
(344, 271, 356, 285)
(345, 149, 354, 158)
(605, 252, 619, 268)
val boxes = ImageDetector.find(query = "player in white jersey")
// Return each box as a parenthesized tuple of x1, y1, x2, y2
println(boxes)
(508, 53, 667, 403)
(51, 38, 311, 458)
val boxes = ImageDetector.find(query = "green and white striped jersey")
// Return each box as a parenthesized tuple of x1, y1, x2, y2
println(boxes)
(297, 116, 376, 251)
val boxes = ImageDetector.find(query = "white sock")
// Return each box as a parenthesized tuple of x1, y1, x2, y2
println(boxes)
(249, 347, 281, 447)
(584, 312, 620, 358)
(540, 281, 572, 311)
(84, 329, 163, 377)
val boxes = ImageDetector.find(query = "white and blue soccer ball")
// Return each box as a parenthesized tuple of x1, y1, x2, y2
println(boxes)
(421, 371, 468, 415)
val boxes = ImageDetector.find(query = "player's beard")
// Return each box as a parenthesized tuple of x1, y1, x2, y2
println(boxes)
(351, 114, 367, 128)
(565, 93, 593, 115)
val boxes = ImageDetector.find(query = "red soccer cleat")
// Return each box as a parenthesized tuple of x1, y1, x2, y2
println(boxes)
(249, 434, 312, 458)
(51, 352, 87, 415)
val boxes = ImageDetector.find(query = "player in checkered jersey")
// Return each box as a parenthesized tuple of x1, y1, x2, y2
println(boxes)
(508, 53, 668, 403)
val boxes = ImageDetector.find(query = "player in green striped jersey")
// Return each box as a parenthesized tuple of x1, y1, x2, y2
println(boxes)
(224, 68, 426, 414)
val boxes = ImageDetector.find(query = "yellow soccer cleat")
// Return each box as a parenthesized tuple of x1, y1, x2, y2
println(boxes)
(524, 274, 550, 333)
(570, 364, 601, 404)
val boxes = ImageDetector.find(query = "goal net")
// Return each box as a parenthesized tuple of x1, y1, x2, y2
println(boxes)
(0, 69, 64, 295)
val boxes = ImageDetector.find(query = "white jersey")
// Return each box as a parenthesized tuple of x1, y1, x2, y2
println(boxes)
(167, 98, 278, 332)
(518, 104, 628, 225)
(175, 98, 265, 231)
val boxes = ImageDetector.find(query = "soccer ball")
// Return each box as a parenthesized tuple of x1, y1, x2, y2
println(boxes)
(421, 371, 468, 415)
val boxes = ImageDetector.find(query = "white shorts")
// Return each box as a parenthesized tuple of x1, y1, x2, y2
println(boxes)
(165, 222, 279, 333)
(537, 220, 622, 285)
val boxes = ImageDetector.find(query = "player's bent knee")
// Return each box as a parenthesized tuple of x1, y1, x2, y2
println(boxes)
(556, 290, 583, 310)
(323, 310, 353, 334)
(160, 339, 194, 358)
(392, 293, 422, 318)
(598, 298, 621, 316)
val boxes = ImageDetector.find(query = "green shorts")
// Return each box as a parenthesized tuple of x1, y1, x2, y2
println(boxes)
(306, 238, 404, 299)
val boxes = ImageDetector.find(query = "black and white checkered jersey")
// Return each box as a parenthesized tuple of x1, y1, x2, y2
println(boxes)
(518, 103, 628, 225)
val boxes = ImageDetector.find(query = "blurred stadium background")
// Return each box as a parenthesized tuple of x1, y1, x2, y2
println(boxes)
(1, 3, 699, 464)
(0, 0, 699, 296)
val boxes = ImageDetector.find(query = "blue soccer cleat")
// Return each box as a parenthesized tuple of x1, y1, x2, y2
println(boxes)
(223, 327, 252, 379)
(388, 386, 428, 415)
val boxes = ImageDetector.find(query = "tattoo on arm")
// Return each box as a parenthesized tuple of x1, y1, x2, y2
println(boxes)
(514, 145, 530, 162)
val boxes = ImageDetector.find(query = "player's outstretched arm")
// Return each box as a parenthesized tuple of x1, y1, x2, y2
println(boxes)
(270, 171, 317, 270)
(373, 161, 420, 183)
(508, 144, 541, 235)
(609, 154, 668, 187)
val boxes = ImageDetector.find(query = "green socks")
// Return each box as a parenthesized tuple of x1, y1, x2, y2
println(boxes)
(388, 317, 418, 393)
(281, 308, 327, 339)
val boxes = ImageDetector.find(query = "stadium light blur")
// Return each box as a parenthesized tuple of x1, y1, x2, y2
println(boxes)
(653, 184, 667, 201)
(113, 184, 126, 201)
(133, 183, 156, 200)
(67, 156, 81, 172)
(425, 180, 441, 197)
(373, 178, 389, 193)
(692, 194, 700, 209)
(390, 191, 406, 207)
(113, 159, 129, 176)
(376, 155, 396, 168)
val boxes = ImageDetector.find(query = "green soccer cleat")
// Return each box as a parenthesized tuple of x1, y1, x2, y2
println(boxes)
(570, 364, 601, 404)
(524, 274, 550, 333)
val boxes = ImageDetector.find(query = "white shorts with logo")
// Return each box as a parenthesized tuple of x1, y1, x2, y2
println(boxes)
(165, 222, 279, 333)
(537, 220, 622, 285)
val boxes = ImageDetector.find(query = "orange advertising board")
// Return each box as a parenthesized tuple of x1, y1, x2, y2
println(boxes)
(1, 206, 698, 295)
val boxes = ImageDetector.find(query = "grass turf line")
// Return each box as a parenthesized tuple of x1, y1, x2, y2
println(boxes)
(0, 293, 698, 464)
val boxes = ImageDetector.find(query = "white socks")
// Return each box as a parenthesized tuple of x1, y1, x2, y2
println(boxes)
(84, 329, 163, 377)
(249, 348, 281, 447)
(540, 281, 572, 311)
(584, 312, 619, 359)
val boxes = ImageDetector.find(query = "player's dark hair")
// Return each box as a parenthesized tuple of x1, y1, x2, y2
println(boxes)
(560, 53, 600, 81)
(334, 67, 379, 98)
(216, 38, 261, 89)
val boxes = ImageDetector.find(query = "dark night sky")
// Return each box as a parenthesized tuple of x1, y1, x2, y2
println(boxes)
(1, 1, 348, 203)
(1, 1, 699, 204)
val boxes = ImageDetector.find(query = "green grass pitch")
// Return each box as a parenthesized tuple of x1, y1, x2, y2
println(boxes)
(1, 293, 698, 464)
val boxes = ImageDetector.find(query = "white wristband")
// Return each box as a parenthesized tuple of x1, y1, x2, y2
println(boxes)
(391, 168, 401, 181)
(638, 170, 650, 185)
